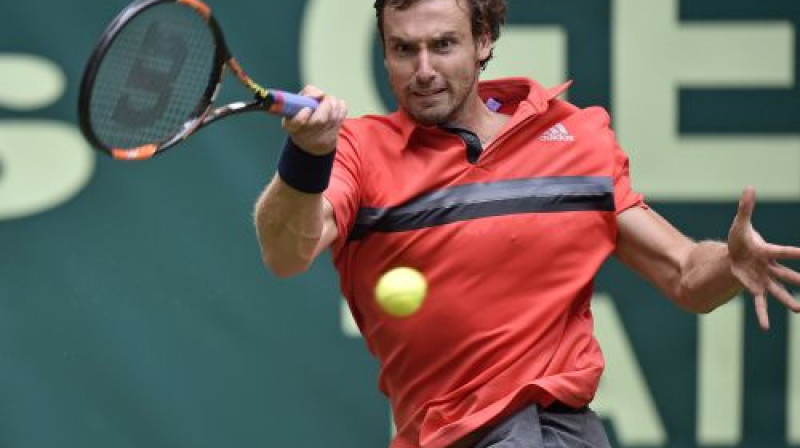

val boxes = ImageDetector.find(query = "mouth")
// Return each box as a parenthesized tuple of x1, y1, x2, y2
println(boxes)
(411, 87, 447, 98)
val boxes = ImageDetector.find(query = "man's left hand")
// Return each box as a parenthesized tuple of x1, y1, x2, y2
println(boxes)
(728, 186, 800, 330)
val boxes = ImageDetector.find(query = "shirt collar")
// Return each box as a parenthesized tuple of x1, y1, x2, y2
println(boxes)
(391, 77, 573, 145)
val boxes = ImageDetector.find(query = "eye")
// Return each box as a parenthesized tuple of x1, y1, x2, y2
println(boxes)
(393, 42, 413, 56)
(433, 38, 454, 52)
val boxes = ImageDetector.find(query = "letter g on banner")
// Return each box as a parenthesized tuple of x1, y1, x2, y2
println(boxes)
(0, 54, 94, 220)
(301, 0, 386, 116)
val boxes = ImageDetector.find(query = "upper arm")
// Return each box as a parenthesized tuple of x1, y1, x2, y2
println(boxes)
(317, 122, 363, 255)
(614, 206, 697, 299)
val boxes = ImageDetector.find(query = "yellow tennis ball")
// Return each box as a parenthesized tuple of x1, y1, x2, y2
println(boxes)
(375, 267, 427, 317)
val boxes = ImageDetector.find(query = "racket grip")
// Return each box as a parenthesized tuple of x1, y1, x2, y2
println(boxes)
(269, 91, 320, 117)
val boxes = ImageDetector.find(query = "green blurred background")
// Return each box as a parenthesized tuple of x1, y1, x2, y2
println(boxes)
(0, 0, 798, 447)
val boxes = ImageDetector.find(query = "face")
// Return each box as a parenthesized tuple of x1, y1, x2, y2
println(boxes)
(382, 0, 491, 126)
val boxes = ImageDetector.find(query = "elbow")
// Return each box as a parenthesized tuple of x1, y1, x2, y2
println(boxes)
(254, 222, 320, 278)
(261, 251, 312, 278)
(260, 245, 315, 278)
(266, 262, 307, 279)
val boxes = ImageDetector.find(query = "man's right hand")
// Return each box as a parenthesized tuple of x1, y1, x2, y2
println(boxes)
(281, 84, 348, 155)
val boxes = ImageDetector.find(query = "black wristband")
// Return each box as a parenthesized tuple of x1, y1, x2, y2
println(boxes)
(277, 138, 335, 194)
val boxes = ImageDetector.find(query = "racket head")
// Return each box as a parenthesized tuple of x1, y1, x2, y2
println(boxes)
(78, 0, 228, 160)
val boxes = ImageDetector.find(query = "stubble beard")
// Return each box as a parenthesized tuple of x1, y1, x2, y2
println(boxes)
(405, 89, 465, 126)
(401, 70, 481, 127)
(408, 105, 452, 126)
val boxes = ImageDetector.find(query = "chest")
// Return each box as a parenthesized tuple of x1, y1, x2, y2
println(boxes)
(363, 113, 616, 208)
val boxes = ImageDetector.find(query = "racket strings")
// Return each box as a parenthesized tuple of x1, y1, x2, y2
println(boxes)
(88, 2, 218, 150)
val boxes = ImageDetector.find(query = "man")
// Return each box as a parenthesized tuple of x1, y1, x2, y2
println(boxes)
(253, 0, 800, 446)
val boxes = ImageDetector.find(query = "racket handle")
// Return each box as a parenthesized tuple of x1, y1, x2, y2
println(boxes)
(269, 91, 320, 117)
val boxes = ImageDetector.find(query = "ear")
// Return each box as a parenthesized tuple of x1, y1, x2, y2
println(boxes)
(476, 32, 492, 62)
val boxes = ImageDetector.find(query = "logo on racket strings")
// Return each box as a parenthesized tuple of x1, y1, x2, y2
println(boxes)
(113, 21, 189, 127)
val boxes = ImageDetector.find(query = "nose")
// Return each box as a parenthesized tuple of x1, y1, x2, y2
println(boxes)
(414, 50, 436, 85)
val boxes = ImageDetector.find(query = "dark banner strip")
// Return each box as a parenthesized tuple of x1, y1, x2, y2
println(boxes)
(349, 176, 614, 241)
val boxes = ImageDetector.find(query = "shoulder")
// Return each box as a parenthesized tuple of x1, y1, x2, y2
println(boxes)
(337, 112, 412, 161)
(533, 79, 612, 128)
(543, 100, 614, 141)
(534, 100, 624, 164)
(341, 113, 405, 142)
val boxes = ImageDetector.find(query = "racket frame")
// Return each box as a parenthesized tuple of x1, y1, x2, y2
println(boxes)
(78, 0, 306, 160)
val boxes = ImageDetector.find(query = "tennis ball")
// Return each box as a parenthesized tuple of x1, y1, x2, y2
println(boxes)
(375, 267, 427, 317)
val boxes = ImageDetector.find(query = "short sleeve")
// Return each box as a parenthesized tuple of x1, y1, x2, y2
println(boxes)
(323, 123, 362, 250)
(612, 141, 647, 214)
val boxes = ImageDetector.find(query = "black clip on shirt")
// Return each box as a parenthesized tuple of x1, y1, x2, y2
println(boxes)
(442, 126, 483, 164)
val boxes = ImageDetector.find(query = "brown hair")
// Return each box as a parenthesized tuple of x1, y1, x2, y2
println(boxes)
(373, 0, 507, 69)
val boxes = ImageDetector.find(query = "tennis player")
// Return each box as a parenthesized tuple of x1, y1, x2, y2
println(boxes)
(253, 0, 800, 446)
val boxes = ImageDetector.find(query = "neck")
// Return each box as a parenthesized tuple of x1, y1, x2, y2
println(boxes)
(446, 94, 509, 145)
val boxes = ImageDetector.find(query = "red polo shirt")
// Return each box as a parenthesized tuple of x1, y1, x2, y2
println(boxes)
(324, 77, 644, 448)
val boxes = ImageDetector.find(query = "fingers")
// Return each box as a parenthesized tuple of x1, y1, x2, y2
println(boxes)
(735, 186, 756, 224)
(299, 84, 326, 100)
(762, 242, 800, 259)
(282, 107, 314, 131)
(729, 187, 800, 330)
(286, 85, 347, 123)
(770, 262, 800, 286)
(297, 95, 347, 139)
(734, 273, 764, 299)
(311, 93, 348, 126)
(281, 85, 347, 154)
(767, 279, 800, 313)
(751, 279, 799, 332)
(754, 293, 770, 331)
(297, 85, 348, 125)
(296, 84, 347, 118)
(739, 262, 800, 330)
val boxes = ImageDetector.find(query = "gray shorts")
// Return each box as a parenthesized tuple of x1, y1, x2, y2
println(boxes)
(461, 403, 611, 448)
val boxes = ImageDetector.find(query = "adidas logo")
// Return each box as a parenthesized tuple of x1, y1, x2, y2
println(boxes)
(538, 123, 575, 142)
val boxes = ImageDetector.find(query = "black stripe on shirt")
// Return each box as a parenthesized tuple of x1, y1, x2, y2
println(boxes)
(348, 176, 615, 241)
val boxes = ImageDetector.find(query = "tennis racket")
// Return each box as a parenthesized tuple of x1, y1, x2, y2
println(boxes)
(78, 0, 318, 161)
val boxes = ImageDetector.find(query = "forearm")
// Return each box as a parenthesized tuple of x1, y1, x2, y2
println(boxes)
(253, 174, 326, 277)
(678, 241, 744, 313)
